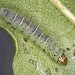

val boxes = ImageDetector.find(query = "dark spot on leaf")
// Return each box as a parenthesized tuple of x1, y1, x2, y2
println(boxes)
(23, 37, 28, 42)
(73, 52, 75, 56)
(43, 49, 46, 52)
(56, 52, 57, 53)
(54, 54, 56, 56)
(31, 47, 33, 49)
(49, 48, 51, 50)
(73, 45, 75, 46)
(55, 68, 58, 72)
(66, 48, 71, 51)
(63, 49, 66, 52)
(28, 59, 37, 66)
(55, 43, 57, 45)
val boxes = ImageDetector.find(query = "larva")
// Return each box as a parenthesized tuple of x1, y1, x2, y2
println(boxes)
(0, 8, 68, 65)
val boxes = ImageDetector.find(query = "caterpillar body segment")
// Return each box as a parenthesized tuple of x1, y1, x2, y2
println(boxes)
(13, 14, 23, 25)
(0, 8, 68, 65)
(39, 33, 49, 43)
(19, 18, 31, 31)
(26, 23, 37, 34)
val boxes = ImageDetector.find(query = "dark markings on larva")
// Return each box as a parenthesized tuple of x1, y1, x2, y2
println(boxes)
(9, 13, 16, 22)
(33, 28, 42, 38)
(1, 8, 16, 22)
(21, 18, 31, 29)
(32, 27, 38, 35)
(13, 14, 23, 25)
(19, 17, 24, 25)
(18, 18, 30, 31)
(45, 69, 51, 75)
(45, 38, 52, 47)
(26, 23, 37, 34)
(53, 46, 60, 53)
(1, 9, 10, 17)
(0, 8, 68, 65)
(48, 40, 55, 50)
(12, 13, 18, 21)
(39, 33, 49, 43)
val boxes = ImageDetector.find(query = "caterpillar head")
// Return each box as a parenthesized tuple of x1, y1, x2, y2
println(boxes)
(58, 54, 68, 65)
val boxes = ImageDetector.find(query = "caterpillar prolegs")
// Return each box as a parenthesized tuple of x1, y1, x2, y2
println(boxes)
(0, 8, 68, 65)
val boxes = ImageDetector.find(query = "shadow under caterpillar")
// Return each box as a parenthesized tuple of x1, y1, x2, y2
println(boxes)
(0, 8, 68, 65)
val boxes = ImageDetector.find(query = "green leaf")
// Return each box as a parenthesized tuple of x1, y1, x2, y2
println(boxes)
(0, 0, 75, 75)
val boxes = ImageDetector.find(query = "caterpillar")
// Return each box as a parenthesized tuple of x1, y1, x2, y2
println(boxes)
(0, 8, 68, 65)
